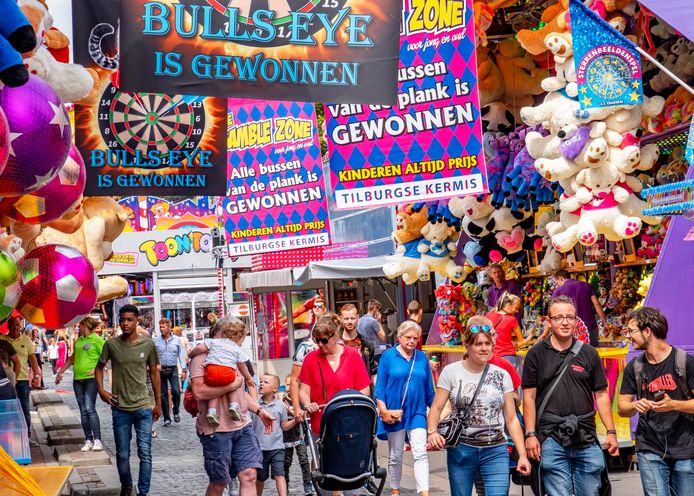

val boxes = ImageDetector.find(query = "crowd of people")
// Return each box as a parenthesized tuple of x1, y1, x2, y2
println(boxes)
(0, 271, 693, 496)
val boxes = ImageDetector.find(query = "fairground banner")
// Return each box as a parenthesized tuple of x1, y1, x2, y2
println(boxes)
(570, 0, 643, 109)
(117, 0, 400, 104)
(72, 0, 227, 196)
(219, 100, 331, 257)
(326, 0, 486, 210)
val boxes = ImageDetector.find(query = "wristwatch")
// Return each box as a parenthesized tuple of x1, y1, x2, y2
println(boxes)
(606, 429, 617, 435)
(256, 405, 265, 415)
(525, 431, 538, 438)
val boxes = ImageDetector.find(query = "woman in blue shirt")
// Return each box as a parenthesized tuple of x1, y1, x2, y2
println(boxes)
(375, 320, 435, 496)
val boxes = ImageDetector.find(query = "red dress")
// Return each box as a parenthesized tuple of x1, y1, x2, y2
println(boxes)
(298, 345, 371, 434)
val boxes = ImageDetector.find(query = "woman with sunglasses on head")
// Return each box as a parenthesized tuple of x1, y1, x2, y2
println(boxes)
(427, 316, 531, 496)
(486, 292, 532, 368)
(375, 320, 434, 496)
(298, 315, 371, 433)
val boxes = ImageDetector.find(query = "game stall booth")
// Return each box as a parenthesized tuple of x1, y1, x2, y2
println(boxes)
(362, 0, 694, 462)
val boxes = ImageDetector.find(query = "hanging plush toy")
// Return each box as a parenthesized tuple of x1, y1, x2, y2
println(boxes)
(0, 0, 37, 87)
(383, 205, 429, 285)
(417, 221, 465, 282)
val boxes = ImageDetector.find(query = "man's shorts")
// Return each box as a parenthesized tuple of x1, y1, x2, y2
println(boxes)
(257, 449, 285, 481)
(198, 424, 262, 484)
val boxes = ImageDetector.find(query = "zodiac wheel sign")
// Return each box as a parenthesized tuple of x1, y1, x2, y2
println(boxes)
(98, 83, 206, 165)
(586, 54, 632, 100)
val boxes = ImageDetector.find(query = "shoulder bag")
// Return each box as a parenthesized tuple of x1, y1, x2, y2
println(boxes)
(536, 339, 584, 421)
(437, 363, 490, 447)
(390, 350, 417, 422)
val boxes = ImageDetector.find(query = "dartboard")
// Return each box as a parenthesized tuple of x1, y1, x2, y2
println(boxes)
(180, 0, 350, 47)
(586, 55, 632, 100)
(98, 83, 206, 165)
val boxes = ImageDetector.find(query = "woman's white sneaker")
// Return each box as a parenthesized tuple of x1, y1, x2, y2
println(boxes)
(92, 440, 103, 451)
(81, 440, 94, 452)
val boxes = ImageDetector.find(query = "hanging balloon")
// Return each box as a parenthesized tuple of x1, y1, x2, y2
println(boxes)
(17, 245, 98, 328)
(0, 144, 86, 224)
(0, 250, 21, 325)
(0, 75, 71, 196)
(0, 106, 10, 176)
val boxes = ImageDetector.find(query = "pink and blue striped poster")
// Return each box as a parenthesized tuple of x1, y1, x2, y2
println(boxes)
(220, 100, 331, 256)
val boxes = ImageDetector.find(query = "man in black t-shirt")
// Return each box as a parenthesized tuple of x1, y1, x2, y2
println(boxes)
(522, 296, 619, 496)
(618, 307, 694, 495)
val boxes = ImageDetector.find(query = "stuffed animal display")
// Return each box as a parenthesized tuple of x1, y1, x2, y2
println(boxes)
(519, 1, 666, 253)
(382, 0, 675, 280)
(0, 9, 128, 321)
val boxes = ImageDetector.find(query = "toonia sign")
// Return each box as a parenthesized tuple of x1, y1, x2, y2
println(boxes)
(139, 230, 212, 266)
(100, 228, 250, 274)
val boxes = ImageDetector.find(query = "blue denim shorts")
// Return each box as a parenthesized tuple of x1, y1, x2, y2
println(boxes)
(198, 424, 262, 484)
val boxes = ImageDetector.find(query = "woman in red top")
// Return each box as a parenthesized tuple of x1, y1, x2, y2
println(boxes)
(298, 314, 372, 435)
(485, 292, 531, 367)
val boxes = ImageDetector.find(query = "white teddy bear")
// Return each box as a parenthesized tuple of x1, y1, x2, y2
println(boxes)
(542, 32, 577, 97)
(572, 165, 642, 246)
(534, 125, 609, 181)
(416, 222, 464, 282)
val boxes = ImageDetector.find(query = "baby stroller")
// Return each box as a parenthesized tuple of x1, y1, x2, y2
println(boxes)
(304, 389, 387, 495)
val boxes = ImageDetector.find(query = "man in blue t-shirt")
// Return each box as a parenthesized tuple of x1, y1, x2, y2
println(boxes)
(357, 299, 388, 364)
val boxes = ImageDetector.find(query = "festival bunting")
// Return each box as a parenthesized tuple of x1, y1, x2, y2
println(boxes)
(219, 100, 331, 257)
(570, 0, 643, 109)
(72, 0, 227, 196)
(325, 0, 486, 210)
(117, 0, 400, 104)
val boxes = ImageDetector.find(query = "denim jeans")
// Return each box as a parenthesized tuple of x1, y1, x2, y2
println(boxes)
(447, 443, 509, 496)
(112, 407, 153, 495)
(540, 437, 604, 496)
(637, 451, 694, 496)
(15, 380, 30, 436)
(500, 355, 518, 368)
(159, 366, 180, 421)
(73, 379, 101, 442)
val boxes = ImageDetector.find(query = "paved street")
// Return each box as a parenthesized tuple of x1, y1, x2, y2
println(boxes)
(43, 367, 644, 495)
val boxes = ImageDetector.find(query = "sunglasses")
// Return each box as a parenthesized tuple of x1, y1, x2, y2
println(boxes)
(314, 304, 326, 309)
(315, 335, 334, 345)
(469, 325, 492, 333)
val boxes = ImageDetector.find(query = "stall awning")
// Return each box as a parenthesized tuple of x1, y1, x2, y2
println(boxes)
(293, 256, 389, 285)
(638, 0, 694, 42)
(239, 268, 294, 290)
